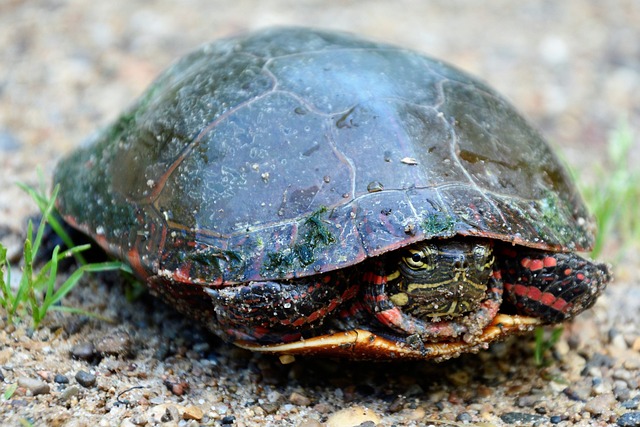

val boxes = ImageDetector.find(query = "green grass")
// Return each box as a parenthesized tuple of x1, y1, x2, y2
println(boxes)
(580, 121, 640, 259)
(0, 184, 128, 328)
(534, 326, 563, 367)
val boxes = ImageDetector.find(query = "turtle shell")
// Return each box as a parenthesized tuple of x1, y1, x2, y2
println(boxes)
(54, 27, 595, 287)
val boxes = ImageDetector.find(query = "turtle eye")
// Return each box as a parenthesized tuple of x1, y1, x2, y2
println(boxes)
(473, 244, 493, 271)
(403, 250, 425, 269)
(403, 246, 437, 270)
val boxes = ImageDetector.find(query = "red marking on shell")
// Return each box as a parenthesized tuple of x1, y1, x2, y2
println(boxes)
(543, 256, 557, 268)
(564, 268, 572, 276)
(305, 310, 322, 324)
(576, 273, 585, 281)
(520, 258, 531, 269)
(292, 316, 307, 327)
(327, 299, 340, 312)
(526, 286, 542, 301)
(551, 298, 568, 312)
(251, 326, 270, 340)
(528, 259, 544, 271)
(540, 292, 556, 307)
(493, 270, 502, 280)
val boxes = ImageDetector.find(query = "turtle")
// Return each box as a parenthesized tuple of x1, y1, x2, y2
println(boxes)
(53, 27, 610, 361)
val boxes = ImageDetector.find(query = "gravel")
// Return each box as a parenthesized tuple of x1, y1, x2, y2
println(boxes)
(1, 0, 639, 426)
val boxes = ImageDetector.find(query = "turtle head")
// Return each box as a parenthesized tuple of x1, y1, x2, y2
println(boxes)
(389, 240, 495, 319)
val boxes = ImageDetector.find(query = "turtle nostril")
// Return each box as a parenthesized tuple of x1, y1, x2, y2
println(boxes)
(454, 260, 469, 270)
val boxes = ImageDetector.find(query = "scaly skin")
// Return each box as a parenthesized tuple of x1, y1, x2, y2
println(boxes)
(207, 238, 609, 346)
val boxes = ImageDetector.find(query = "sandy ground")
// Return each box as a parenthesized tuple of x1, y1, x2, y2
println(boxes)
(1, 1, 639, 426)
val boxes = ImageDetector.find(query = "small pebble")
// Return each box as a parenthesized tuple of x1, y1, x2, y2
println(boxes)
(148, 404, 179, 423)
(75, 370, 96, 388)
(403, 406, 425, 421)
(54, 374, 69, 384)
(17, 377, 50, 396)
(517, 394, 540, 408)
(456, 412, 472, 422)
(221, 415, 235, 424)
(313, 402, 332, 414)
(95, 331, 133, 357)
(260, 403, 279, 414)
(563, 387, 587, 402)
(623, 359, 640, 371)
(164, 379, 188, 396)
(550, 415, 562, 424)
(36, 370, 51, 381)
(616, 387, 632, 402)
(182, 405, 203, 421)
(388, 396, 406, 413)
(61, 386, 80, 401)
(584, 394, 616, 416)
(592, 377, 607, 394)
(70, 342, 96, 361)
(326, 406, 381, 427)
(500, 412, 548, 424)
(267, 389, 283, 403)
(289, 391, 311, 406)
(622, 397, 640, 410)
(617, 412, 640, 427)
(582, 353, 614, 375)
(298, 420, 323, 427)
(612, 334, 629, 350)
(614, 369, 634, 382)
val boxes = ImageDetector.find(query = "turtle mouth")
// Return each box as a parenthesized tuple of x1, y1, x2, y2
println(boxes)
(235, 314, 542, 361)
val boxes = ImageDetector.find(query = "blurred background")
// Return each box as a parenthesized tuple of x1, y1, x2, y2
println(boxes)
(1, 0, 638, 238)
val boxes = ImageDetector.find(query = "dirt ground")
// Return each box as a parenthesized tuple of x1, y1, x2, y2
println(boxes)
(1, 1, 639, 426)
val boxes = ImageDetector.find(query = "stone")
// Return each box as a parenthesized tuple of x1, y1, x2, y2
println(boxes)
(75, 370, 97, 388)
(183, 405, 204, 421)
(17, 377, 50, 396)
(289, 391, 311, 406)
(325, 406, 381, 427)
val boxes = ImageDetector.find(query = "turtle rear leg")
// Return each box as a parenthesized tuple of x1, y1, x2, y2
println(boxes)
(497, 247, 610, 323)
(206, 274, 358, 343)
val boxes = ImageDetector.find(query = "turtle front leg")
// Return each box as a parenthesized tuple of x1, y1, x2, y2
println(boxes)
(206, 274, 358, 343)
(498, 248, 610, 323)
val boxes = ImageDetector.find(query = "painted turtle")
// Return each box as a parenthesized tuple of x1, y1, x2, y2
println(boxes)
(54, 27, 610, 360)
